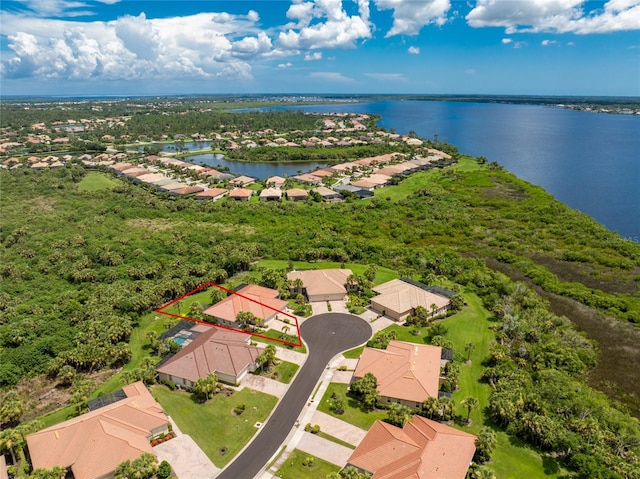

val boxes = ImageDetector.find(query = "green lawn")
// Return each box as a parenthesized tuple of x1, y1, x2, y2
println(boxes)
(253, 328, 307, 353)
(275, 449, 340, 479)
(153, 386, 278, 468)
(257, 360, 299, 384)
(317, 431, 357, 449)
(342, 345, 365, 359)
(78, 171, 119, 191)
(256, 260, 398, 286)
(317, 383, 386, 430)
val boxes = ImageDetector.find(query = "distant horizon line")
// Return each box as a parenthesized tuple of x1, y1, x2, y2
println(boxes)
(2, 93, 639, 101)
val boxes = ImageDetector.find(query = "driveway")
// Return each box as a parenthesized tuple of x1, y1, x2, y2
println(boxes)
(216, 313, 372, 479)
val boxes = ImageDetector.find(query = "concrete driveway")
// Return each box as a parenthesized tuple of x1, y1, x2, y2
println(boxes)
(216, 313, 372, 479)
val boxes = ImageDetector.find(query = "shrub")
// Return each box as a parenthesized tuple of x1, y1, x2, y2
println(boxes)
(157, 461, 172, 479)
(311, 424, 320, 434)
(163, 380, 176, 391)
(338, 365, 348, 371)
(233, 404, 246, 415)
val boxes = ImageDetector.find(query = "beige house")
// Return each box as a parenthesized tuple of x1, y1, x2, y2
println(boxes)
(26, 382, 169, 479)
(265, 176, 286, 188)
(287, 268, 353, 302)
(371, 279, 450, 321)
(195, 188, 229, 201)
(352, 340, 443, 408)
(157, 327, 262, 386)
(259, 188, 283, 201)
(347, 415, 476, 479)
(203, 284, 287, 328)
(230, 175, 256, 187)
(285, 188, 309, 201)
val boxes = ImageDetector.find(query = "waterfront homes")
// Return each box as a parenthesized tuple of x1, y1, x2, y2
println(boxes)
(230, 175, 256, 187)
(287, 269, 354, 302)
(313, 186, 342, 202)
(265, 176, 286, 188)
(203, 284, 287, 328)
(26, 382, 169, 479)
(157, 326, 263, 386)
(347, 415, 476, 479)
(371, 279, 452, 321)
(352, 341, 443, 408)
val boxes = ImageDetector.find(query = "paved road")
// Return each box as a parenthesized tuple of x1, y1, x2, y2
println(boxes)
(217, 313, 372, 479)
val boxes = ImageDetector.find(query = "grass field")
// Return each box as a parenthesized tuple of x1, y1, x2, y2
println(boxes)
(253, 328, 307, 353)
(275, 449, 340, 479)
(153, 386, 278, 468)
(342, 345, 365, 359)
(77, 171, 119, 191)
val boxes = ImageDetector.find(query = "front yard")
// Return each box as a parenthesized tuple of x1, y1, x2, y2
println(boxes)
(152, 386, 278, 468)
(275, 449, 340, 479)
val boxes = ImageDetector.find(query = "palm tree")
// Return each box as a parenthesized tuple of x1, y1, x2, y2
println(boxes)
(465, 342, 476, 361)
(461, 396, 479, 423)
(281, 325, 290, 338)
(0, 391, 23, 425)
(423, 396, 440, 420)
(0, 427, 23, 465)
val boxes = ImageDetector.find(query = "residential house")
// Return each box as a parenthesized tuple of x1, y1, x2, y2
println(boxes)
(265, 176, 286, 188)
(195, 188, 229, 201)
(259, 188, 282, 202)
(157, 326, 263, 386)
(286, 269, 354, 302)
(228, 188, 253, 201)
(312, 186, 342, 202)
(169, 185, 204, 196)
(352, 340, 443, 408)
(230, 175, 256, 187)
(292, 173, 322, 185)
(370, 279, 451, 321)
(203, 284, 287, 328)
(26, 382, 169, 479)
(347, 415, 476, 479)
(285, 188, 309, 202)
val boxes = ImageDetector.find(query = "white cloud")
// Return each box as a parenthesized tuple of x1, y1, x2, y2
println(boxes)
(375, 0, 451, 36)
(513, 41, 527, 48)
(277, 0, 372, 50)
(408, 45, 420, 54)
(309, 71, 354, 81)
(14, 0, 94, 17)
(278, 62, 293, 68)
(541, 39, 557, 46)
(0, 11, 266, 81)
(304, 51, 323, 60)
(466, 0, 640, 34)
(501, 38, 513, 44)
(365, 72, 407, 81)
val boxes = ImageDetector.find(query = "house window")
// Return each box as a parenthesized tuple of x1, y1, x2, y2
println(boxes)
(387, 398, 391, 403)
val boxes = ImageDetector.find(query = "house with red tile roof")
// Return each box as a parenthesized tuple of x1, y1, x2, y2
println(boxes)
(265, 176, 287, 188)
(157, 326, 262, 386)
(230, 175, 256, 187)
(195, 188, 229, 201)
(203, 284, 287, 328)
(347, 415, 476, 479)
(228, 188, 253, 201)
(26, 382, 169, 479)
(353, 341, 443, 408)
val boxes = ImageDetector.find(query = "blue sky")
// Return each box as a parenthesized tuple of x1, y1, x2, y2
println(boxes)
(1, 0, 639, 96)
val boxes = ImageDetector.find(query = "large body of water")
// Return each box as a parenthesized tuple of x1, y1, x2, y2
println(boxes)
(267, 101, 639, 240)
(187, 153, 332, 179)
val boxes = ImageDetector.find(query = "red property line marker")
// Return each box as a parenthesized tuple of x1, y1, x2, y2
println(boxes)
(155, 282, 302, 348)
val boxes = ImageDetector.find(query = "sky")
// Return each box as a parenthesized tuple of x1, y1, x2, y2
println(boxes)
(1, 0, 639, 96)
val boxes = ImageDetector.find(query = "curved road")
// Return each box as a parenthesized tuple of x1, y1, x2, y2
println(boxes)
(217, 313, 372, 479)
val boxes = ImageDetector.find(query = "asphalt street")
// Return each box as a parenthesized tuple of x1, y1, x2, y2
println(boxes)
(216, 312, 372, 479)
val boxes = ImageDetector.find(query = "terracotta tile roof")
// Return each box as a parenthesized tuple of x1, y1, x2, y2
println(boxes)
(354, 341, 441, 403)
(348, 415, 476, 479)
(285, 188, 308, 199)
(26, 382, 168, 479)
(287, 269, 352, 297)
(203, 284, 287, 323)
(195, 188, 229, 199)
(350, 179, 378, 189)
(313, 186, 340, 197)
(309, 169, 334, 177)
(157, 327, 262, 382)
(230, 175, 256, 186)
(228, 188, 253, 199)
(292, 173, 322, 184)
(170, 185, 205, 195)
(266, 176, 286, 185)
(372, 279, 450, 318)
